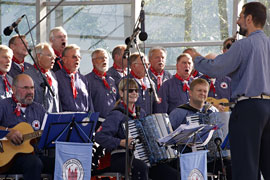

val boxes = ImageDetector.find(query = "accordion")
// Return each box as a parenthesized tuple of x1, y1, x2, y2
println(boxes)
(125, 113, 176, 166)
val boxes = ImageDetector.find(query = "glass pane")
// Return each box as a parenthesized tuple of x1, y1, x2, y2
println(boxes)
(49, 4, 131, 74)
(144, 0, 234, 43)
(0, 2, 36, 63)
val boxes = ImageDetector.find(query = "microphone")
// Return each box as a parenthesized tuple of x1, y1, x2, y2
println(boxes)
(139, 1, 148, 41)
(3, 15, 26, 36)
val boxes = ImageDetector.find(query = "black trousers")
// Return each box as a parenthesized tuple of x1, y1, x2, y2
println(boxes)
(229, 99, 270, 180)
(110, 153, 179, 180)
(2, 153, 55, 180)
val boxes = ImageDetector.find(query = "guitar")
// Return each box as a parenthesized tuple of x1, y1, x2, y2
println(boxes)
(206, 97, 234, 112)
(0, 122, 42, 168)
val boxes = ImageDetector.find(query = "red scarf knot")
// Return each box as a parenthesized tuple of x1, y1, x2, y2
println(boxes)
(204, 75, 216, 94)
(131, 70, 147, 90)
(175, 73, 190, 92)
(34, 64, 52, 86)
(12, 95, 27, 117)
(150, 66, 164, 90)
(63, 65, 77, 99)
(93, 68, 110, 90)
(121, 101, 137, 119)
(12, 56, 24, 72)
(113, 63, 126, 76)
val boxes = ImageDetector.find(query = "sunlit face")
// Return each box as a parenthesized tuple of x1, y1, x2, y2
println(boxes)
(38, 47, 56, 70)
(131, 56, 148, 78)
(92, 51, 109, 73)
(62, 48, 81, 72)
(50, 30, 67, 53)
(114, 48, 128, 69)
(149, 49, 166, 73)
(13, 75, 35, 105)
(120, 86, 139, 105)
(10, 37, 29, 59)
(237, 8, 248, 36)
(176, 56, 193, 79)
(189, 84, 209, 104)
(0, 50, 12, 73)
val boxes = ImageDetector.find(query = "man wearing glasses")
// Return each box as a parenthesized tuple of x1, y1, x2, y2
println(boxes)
(85, 48, 117, 129)
(193, 2, 270, 179)
(25, 42, 60, 113)
(55, 44, 94, 113)
(0, 74, 54, 180)
(120, 52, 153, 115)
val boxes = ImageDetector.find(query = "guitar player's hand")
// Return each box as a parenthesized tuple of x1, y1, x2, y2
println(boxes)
(6, 129, 23, 145)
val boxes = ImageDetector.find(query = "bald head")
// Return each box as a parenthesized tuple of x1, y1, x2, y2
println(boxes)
(12, 74, 35, 105)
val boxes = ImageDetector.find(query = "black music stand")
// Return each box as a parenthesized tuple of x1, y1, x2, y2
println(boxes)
(38, 112, 99, 150)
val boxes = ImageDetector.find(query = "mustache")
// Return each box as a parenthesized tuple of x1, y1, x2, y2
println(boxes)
(25, 93, 34, 98)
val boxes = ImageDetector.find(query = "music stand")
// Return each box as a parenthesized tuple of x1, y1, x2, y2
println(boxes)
(38, 112, 99, 150)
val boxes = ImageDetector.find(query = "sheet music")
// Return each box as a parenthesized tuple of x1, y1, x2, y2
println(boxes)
(157, 123, 215, 146)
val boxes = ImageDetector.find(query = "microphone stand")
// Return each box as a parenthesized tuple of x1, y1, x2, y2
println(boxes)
(14, 27, 55, 97)
(123, 8, 144, 180)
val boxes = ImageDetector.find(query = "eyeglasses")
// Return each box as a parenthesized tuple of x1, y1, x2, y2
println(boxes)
(65, 55, 81, 60)
(93, 56, 108, 61)
(41, 53, 56, 59)
(16, 86, 34, 91)
(127, 89, 138, 93)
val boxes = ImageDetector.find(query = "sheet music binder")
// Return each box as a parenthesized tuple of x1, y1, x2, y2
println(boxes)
(157, 123, 218, 147)
(38, 111, 99, 149)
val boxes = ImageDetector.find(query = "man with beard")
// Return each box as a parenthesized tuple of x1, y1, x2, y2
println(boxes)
(0, 74, 53, 180)
(107, 45, 127, 83)
(49, 26, 68, 72)
(148, 47, 172, 91)
(193, 2, 270, 179)
(55, 44, 94, 112)
(25, 42, 60, 113)
(0, 45, 13, 100)
(153, 53, 193, 114)
(8, 35, 32, 78)
(85, 48, 117, 128)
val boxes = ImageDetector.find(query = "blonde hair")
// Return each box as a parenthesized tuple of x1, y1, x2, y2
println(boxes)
(115, 78, 138, 106)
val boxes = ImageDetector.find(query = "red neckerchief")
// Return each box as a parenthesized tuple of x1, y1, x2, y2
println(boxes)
(63, 65, 77, 99)
(12, 56, 24, 72)
(53, 49, 63, 69)
(204, 75, 216, 94)
(150, 66, 164, 90)
(0, 72, 11, 92)
(12, 95, 27, 117)
(131, 70, 147, 90)
(93, 68, 110, 90)
(191, 70, 198, 78)
(113, 63, 126, 76)
(175, 73, 190, 92)
(34, 64, 52, 86)
(121, 101, 137, 119)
